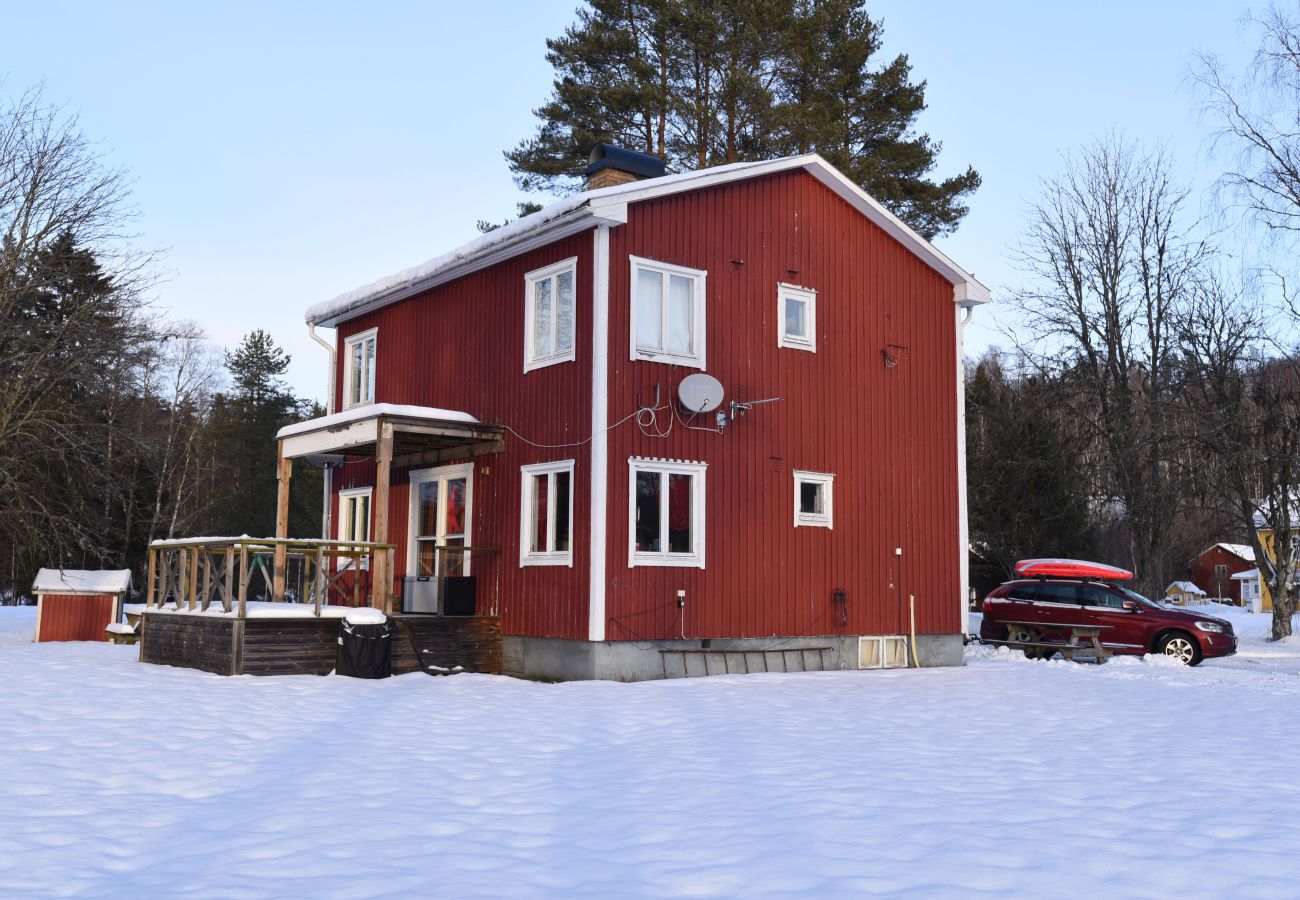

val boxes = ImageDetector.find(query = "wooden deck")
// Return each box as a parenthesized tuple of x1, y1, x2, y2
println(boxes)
(140, 611, 502, 677)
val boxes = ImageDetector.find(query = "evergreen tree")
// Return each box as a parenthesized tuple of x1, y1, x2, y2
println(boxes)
(208, 331, 319, 538)
(506, 0, 979, 239)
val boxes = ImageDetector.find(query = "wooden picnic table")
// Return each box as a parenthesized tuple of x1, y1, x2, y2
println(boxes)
(988, 619, 1117, 663)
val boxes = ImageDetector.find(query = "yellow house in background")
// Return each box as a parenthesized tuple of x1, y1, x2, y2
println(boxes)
(1254, 527, 1299, 613)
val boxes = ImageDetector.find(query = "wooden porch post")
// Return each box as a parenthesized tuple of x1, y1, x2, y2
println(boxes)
(146, 546, 157, 608)
(372, 419, 393, 615)
(273, 439, 292, 601)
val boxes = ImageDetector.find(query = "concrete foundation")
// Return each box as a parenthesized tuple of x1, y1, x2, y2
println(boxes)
(503, 633, 964, 682)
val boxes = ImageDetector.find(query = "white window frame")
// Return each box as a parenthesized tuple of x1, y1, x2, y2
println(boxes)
(859, 635, 909, 669)
(342, 327, 378, 409)
(629, 255, 707, 369)
(628, 458, 707, 569)
(523, 257, 579, 373)
(793, 470, 834, 529)
(407, 463, 474, 578)
(777, 283, 817, 352)
(337, 487, 372, 569)
(519, 460, 576, 567)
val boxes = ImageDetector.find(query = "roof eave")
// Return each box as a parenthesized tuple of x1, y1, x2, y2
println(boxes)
(307, 204, 625, 327)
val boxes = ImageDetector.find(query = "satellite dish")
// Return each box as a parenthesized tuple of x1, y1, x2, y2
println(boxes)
(677, 373, 725, 413)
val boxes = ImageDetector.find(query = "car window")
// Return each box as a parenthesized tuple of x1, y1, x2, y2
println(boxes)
(1035, 583, 1080, 604)
(1006, 582, 1039, 600)
(1081, 584, 1125, 608)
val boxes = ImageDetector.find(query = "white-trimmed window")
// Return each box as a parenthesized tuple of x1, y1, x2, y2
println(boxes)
(793, 470, 834, 528)
(524, 258, 578, 372)
(343, 328, 377, 408)
(519, 460, 575, 566)
(630, 256, 706, 368)
(629, 458, 706, 568)
(778, 284, 816, 351)
(338, 487, 372, 568)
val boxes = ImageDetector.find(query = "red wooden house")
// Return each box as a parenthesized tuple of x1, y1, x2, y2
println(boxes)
(1189, 543, 1256, 603)
(277, 148, 989, 680)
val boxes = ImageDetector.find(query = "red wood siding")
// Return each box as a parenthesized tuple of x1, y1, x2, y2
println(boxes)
(603, 169, 960, 640)
(335, 232, 594, 640)
(37, 594, 117, 642)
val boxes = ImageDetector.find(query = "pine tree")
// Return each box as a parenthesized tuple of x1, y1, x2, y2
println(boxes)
(506, 0, 979, 239)
(208, 331, 319, 538)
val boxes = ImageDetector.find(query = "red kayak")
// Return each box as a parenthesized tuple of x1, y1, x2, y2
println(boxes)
(1012, 558, 1135, 581)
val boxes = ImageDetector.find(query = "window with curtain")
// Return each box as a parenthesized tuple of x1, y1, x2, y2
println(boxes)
(519, 460, 574, 566)
(629, 458, 706, 568)
(630, 256, 706, 368)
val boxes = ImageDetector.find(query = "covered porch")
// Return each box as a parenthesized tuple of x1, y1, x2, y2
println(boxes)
(274, 403, 506, 614)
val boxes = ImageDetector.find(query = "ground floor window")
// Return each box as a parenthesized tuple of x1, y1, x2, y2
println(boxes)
(793, 470, 834, 528)
(520, 460, 574, 566)
(628, 458, 706, 568)
(338, 487, 371, 569)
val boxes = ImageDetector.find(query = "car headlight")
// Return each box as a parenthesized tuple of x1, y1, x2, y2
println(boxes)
(1194, 622, 1224, 634)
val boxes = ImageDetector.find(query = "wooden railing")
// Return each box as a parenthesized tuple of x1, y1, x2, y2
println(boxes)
(146, 537, 397, 617)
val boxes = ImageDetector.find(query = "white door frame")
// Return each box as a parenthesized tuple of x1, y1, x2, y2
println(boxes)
(406, 462, 474, 577)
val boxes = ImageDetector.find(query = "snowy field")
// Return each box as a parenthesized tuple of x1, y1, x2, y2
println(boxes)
(3, 606, 1300, 898)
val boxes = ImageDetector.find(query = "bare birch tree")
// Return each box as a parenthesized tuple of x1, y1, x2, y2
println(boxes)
(1010, 137, 1210, 595)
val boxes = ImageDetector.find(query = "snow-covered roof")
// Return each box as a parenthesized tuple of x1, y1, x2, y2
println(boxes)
(306, 153, 991, 327)
(1216, 543, 1256, 562)
(1231, 568, 1261, 581)
(277, 403, 479, 440)
(1166, 581, 1207, 595)
(32, 569, 131, 595)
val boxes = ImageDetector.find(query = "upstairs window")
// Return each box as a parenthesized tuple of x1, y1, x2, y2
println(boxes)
(630, 256, 706, 369)
(778, 284, 816, 352)
(793, 470, 834, 528)
(519, 460, 574, 566)
(629, 458, 706, 568)
(343, 328, 377, 408)
(525, 258, 577, 372)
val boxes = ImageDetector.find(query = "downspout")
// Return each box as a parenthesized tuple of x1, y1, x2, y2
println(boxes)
(308, 322, 336, 540)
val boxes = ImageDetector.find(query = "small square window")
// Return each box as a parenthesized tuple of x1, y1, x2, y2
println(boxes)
(793, 470, 834, 528)
(524, 258, 578, 372)
(778, 284, 816, 352)
(343, 328, 377, 408)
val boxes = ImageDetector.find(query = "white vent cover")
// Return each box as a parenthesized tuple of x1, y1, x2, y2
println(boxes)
(677, 373, 725, 413)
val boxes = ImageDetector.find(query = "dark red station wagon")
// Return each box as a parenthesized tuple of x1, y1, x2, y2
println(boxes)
(980, 558, 1237, 666)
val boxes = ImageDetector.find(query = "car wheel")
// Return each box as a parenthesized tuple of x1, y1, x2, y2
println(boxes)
(1157, 632, 1202, 666)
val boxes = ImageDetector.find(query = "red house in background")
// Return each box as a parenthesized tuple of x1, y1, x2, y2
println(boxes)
(1189, 543, 1256, 603)
(279, 147, 989, 680)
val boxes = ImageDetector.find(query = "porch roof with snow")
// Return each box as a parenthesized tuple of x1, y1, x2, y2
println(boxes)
(276, 403, 505, 467)
(305, 153, 992, 328)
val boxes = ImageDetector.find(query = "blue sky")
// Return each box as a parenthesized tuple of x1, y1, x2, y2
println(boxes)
(5, 1, 1258, 399)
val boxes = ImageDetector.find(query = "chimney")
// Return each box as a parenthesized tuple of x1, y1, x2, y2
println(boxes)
(585, 143, 666, 190)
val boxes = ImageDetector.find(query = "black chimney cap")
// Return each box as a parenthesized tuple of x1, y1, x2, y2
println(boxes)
(585, 143, 666, 179)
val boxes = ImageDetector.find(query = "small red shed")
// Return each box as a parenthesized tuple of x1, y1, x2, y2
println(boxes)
(33, 569, 132, 642)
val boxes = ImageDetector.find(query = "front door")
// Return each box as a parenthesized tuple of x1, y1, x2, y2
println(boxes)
(408, 463, 473, 578)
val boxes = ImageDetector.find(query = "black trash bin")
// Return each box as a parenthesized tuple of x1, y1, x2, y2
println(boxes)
(336, 618, 392, 679)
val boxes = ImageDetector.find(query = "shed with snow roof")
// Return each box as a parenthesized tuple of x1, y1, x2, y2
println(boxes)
(1189, 543, 1256, 603)
(1164, 580, 1208, 606)
(33, 569, 131, 642)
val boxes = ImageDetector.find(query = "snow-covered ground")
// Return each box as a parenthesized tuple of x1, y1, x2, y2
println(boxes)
(3, 604, 1300, 898)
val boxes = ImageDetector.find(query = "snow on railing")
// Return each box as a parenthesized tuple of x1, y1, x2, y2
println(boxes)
(145, 536, 397, 618)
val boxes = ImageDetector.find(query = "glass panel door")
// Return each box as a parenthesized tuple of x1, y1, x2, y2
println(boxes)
(409, 465, 473, 577)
